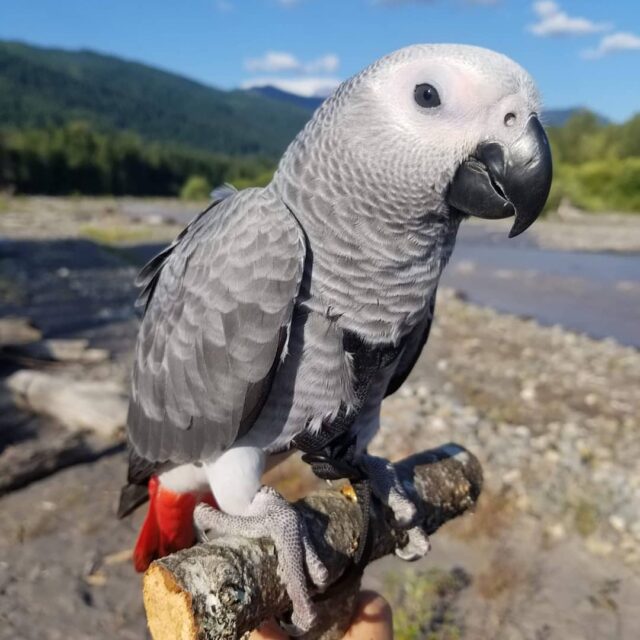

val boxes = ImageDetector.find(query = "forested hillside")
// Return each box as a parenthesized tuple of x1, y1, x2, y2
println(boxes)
(0, 40, 311, 156)
(0, 123, 275, 196)
(0, 40, 638, 209)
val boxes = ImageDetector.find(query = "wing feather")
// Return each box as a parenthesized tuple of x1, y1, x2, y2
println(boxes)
(127, 187, 306, 463)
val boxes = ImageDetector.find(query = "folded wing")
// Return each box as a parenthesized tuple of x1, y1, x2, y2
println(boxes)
(127, 188, 306, 463)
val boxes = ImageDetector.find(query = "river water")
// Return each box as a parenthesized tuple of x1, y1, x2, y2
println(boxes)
(443, 224, 640, 347)
(122, 205, 640, 348)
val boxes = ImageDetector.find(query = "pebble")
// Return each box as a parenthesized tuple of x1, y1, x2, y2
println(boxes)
(374, 291, 640, 568)
(585, 538, 614, 557)
(609, 515, 626, 532)
(546, 523, 566, 541)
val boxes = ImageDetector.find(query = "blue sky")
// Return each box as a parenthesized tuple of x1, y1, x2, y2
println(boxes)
(1, 0, 639, 121)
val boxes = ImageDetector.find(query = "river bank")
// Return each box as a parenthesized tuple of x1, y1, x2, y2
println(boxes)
(1, 198, 639, 639)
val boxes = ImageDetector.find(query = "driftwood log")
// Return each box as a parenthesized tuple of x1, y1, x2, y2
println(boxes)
(0, 371, 127, 494)
(143, 443, 483, 640)
(0, 320, 126, 494)
(0, 428, 124, 496)
(5, 338, 110, 364)
(6, 370, 127, 439)
(0, 316, 108, 363)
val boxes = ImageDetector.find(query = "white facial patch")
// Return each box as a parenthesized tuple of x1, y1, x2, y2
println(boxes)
(359, 46, 541, 168)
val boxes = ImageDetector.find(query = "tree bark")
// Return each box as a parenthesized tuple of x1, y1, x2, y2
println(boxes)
(143, 443, 483, 640)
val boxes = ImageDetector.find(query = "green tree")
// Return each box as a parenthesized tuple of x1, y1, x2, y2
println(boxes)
(617, 114, 640, 159)
(180, 175, 211, 201)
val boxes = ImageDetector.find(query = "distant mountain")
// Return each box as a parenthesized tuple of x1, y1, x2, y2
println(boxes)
(246, 86, 326, 113)
(543, 108, 609, 127)
(0, 40, 313, 156)
(0, 40, 612, 161)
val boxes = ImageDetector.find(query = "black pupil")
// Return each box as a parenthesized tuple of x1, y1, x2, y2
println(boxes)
(415, 83, 441, 108)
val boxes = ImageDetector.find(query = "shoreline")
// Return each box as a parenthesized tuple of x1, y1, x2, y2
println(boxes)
(0, 204, 638, 638)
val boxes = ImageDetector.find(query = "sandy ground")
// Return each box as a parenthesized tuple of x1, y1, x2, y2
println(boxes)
(2, 195, 640, 253)
(1, 197, 639, 639)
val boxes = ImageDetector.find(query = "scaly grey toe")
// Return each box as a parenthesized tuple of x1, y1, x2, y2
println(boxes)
(193, 486, 326, 635)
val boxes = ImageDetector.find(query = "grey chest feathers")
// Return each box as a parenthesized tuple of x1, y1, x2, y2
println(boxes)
(243, 298, 431, 456)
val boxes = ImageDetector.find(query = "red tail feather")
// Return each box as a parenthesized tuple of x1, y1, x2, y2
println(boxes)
(133, 476, 217, 572)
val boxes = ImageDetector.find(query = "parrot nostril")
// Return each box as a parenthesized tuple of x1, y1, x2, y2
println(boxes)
(504, 113, 517, 127)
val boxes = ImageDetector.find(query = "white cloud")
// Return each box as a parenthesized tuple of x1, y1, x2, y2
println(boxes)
(241, 76, 341, 98)
(243, 51, 341, 97)
(583, 32, 640, 59)
(305, 54, 340, 74)
(529, 1, 609, 37)
(245, 51, 301, 73)
(244, 51, 340, 74)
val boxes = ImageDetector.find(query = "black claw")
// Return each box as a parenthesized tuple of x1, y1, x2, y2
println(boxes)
(277, 612, 307, 637)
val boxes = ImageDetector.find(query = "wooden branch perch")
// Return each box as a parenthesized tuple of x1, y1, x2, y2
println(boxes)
(143, 444, 483, 640)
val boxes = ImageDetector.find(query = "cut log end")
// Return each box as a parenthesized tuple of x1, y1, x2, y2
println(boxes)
(143, 564, 198, 640)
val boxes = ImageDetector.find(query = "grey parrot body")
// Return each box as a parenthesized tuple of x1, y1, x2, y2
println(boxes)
(128, 46, 468, 464)
(128, 176, 451, 461)
(122, 43, 552, 633)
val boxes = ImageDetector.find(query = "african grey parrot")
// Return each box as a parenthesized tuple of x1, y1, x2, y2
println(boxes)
(119, 44, 552, 634)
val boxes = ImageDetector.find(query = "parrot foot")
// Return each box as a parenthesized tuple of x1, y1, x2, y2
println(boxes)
(193, 486, 329, 636)
(359, 453, 430, 561)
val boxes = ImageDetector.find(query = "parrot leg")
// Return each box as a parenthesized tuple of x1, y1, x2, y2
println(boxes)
(194, 485, 329, 635)
(358, 453, 431, 561)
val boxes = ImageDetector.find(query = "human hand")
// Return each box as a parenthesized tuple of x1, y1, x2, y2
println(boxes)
(250, 590, 393, 639)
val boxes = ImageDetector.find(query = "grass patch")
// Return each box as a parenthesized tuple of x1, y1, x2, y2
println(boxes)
(384, 567, 470, 640)
(573, 499, 600, 538)
(0, 260, 27, 305)
(475, 552, 524, 600)
(0, 275, 22, 304)
(79, 224, 152, 245)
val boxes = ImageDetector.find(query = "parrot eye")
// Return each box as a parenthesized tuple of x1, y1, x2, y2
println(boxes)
(414, 83, 441, 109)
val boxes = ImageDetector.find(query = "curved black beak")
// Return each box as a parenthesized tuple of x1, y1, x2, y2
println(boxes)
(446, 115, 553, 238)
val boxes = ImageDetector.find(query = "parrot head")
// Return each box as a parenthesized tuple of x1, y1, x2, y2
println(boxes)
(287, 44, 552, 238)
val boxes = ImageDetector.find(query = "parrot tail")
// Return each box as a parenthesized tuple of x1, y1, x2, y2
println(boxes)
(133, 475, 217, 572)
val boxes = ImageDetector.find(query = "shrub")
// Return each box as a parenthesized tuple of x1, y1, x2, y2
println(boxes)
(384, 568, 470, 640)
(180, 175, 211, 201)
(232, 169, 274, 190)
(554, 159, 640, 213)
